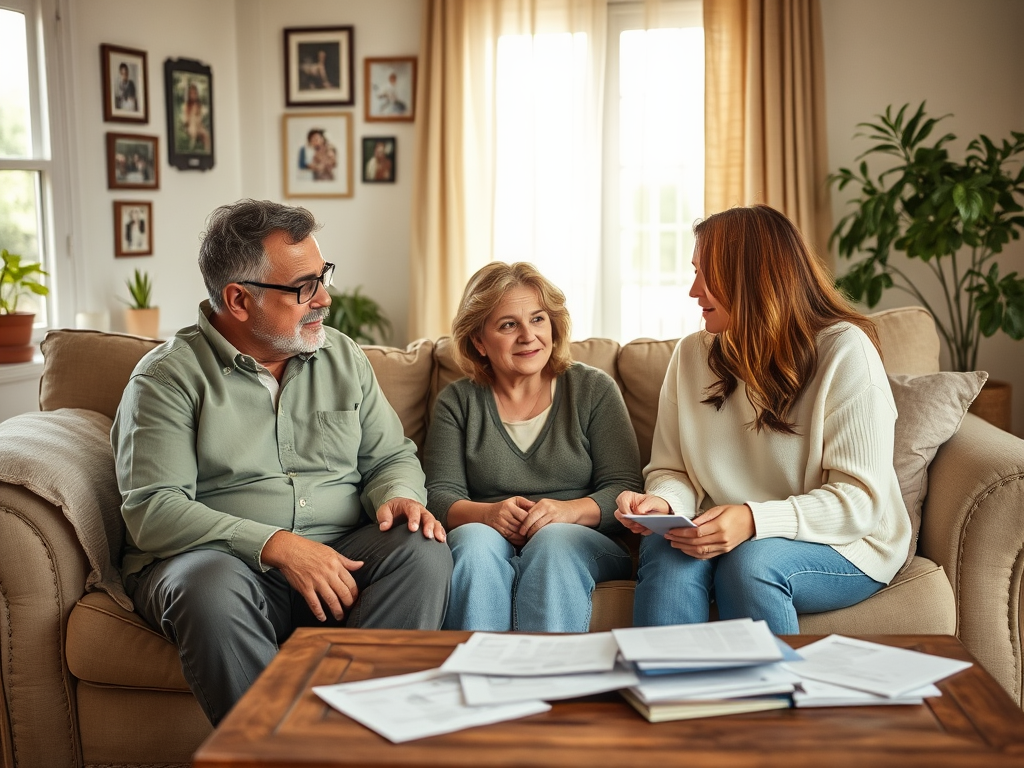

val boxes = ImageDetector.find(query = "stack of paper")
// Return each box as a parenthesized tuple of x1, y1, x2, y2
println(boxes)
(612, 619, 800, 721)
(784, 635, 970, 707)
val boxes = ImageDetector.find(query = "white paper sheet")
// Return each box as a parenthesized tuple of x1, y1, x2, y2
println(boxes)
(460, 663, 640, 706)
(783, 635, 972, 698)
(440, 631, 620, 676)
(629, 662, 799, 703)
(793, 678, 941, 707)
(621, 513, 696, 534)
(313, 668, 551, 743)
(613, 619, 783, 663)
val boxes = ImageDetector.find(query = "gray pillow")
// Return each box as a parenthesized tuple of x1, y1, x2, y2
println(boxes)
(889, 371, 988, 571)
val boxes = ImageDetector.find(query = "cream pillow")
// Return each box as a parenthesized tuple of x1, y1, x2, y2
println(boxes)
(889, 371, 988, 570)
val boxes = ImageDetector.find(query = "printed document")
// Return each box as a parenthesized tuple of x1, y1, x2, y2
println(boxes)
(629, 663, 799, 703)
(613, 619, 783, 662)
(440, 631, 620, 676)
(460, 663, 640, 706)
(313, 669, 550, 743)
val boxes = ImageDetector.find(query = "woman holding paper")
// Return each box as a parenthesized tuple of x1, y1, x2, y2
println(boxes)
(614, 205, 910, 635)
(425, 262, 642, 632)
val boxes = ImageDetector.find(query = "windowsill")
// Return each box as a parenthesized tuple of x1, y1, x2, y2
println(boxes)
(0, 350, 44, 384)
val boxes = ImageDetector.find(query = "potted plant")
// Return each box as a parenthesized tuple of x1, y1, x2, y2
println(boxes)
(325, 287, 392, 344)
(122, 268, 159, 338)
(830, 103, 1024, 429)
(0, 248, 49, 363)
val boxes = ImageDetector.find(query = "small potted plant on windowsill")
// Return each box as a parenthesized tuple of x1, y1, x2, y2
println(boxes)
(0, 248, 49, 364)
(122, 269, 159, 338)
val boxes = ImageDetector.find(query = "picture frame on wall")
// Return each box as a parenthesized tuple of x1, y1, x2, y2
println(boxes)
(284, 26, 355, 107)
(361, 136, 396, 183)
(164, 57, 215, 171)
(364, 57, 416, 122)
(106, 132, 159, 190)
(113, 201, 153, 257)
(101, 44, 149, 123)
(282, 112, 353, 198)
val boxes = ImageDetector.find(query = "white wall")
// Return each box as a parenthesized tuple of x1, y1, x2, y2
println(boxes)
(822, 0, 1024, 436)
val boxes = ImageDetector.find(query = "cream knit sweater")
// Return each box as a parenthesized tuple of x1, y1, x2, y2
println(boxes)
(644, 322, 911, 585)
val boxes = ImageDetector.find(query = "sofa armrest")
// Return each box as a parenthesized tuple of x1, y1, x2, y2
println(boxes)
(0, 482, 90, 768)
(919, 413, 1024, 707)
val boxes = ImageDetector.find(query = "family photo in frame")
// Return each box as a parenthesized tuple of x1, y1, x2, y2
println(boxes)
(282, 112, 353, 198)
(106, 132, 159, 190)
(101, 43, 148, 123)
(164, 57, 215, 171)
(284, 26, 355, 107)
(113, 201, 153, 257)
(365, 57, 416, 122)
(362, 137, 396, 183)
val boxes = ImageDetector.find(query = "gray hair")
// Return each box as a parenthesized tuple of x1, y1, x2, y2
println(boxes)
(198, 199, 322, 311)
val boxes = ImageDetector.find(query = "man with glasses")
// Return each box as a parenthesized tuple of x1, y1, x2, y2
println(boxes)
(112, 199, 452, 726)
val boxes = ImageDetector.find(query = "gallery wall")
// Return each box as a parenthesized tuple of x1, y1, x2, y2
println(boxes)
(821, 0, 1024, 435)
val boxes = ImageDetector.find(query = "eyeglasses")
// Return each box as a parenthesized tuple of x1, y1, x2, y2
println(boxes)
(238, 262, 335, 304)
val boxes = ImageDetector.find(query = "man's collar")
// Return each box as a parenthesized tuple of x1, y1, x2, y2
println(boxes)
(197, 300, 329, 373)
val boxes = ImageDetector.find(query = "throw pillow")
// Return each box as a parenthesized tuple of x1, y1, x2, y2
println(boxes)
(889, 371, 988, 571)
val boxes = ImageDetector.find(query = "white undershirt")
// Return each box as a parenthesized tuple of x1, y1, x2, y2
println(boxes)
(501, 379, 556, 451)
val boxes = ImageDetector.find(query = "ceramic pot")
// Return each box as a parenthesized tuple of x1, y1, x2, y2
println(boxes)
(125, 307, 160, 339)
(0, 312, 35, 363)
(968, 379, 1012, 433)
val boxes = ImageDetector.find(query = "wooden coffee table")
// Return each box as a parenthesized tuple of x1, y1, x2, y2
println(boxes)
(192, 629, 1024, 767)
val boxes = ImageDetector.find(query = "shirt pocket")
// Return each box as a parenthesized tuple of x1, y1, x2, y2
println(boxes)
(317, 410, 361, 474)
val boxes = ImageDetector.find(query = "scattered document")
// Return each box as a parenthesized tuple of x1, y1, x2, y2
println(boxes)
(793, 678, 941, 708)
(313, 668, 550, 743)
(613, 619, 783, 663)
(460, 663, 640, 706)
(783, 635, 972, 698)
(440, 631, 620, 676)
(622, 513, 696, 534)
(635, 637, 802, 674)
(628, 663, 799, 703)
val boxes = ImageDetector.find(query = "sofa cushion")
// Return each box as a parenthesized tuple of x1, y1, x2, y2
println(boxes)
(870, 306, 941, 375)
(40, 329, 160, 419)
(569, 338, 622, 386)
(617, 338, 677, 466)
(889, 371, 988, 569)
(363, 339, 435, 453)
(0, 408, 132, 610)
(67, 592, 188, 690)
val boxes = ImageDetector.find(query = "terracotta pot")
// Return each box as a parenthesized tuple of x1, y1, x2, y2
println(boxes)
(968, 379, 1012, 433)
(125, 307, 160, 339)
(0, 312, 35, 363)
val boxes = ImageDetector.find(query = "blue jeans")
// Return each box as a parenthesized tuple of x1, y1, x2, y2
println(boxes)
(442, 522, 633, 632)
(633, 535, 884, 634)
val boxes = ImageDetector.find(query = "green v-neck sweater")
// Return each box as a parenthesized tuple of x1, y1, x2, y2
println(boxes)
(424, 363, 643, 534)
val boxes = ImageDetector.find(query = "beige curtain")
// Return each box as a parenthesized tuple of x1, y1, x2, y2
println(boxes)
(409, 0, 607, 340)
(704, 0, 832, 263)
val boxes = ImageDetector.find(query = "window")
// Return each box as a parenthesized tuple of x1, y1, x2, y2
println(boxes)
(492, 0, 703, 341)
(0, 0, 69, 333)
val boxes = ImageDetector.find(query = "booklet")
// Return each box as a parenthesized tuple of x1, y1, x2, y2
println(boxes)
(621, 688, 791, 723)
(635, 637, 802, 675)
(621, 513, 696, 535)
(613, 619, 783, 663)
(628, 662, 799, 703)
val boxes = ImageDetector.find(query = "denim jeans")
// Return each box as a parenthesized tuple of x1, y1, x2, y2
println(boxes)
(442, 522, 633, 633)
(633, 535, 884, 634)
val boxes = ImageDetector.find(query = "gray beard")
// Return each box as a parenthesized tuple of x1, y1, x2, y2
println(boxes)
(251, 306, 329, 356)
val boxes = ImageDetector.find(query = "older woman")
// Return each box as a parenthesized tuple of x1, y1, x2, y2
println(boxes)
(425, 262, 642, 632)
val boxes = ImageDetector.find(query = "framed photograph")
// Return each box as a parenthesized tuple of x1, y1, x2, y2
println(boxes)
(164, 57, 215, 171)
(106, 132, 159, 189)
(113, 201, 153, 257)
(361, 136, 396, 183)
(101, 44, 149, 123)
(364, 57, 416, 122)
(282, 112, 353, 198)
(284, 26, 354, 107)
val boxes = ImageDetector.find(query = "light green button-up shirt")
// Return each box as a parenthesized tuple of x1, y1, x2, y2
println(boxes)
(112, 302, 426, 580)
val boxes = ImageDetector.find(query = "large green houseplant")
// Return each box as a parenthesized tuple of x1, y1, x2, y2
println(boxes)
(830, 103, 1024, 372)
(0, 248, 49, 363)
(325, 287, 392, 345)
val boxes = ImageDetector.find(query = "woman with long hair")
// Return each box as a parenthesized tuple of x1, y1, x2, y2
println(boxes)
(615, 205, 910, 634)
(426, 262, 642, 632)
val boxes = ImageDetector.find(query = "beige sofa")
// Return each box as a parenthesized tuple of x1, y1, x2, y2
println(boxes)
(1, 306, 1022, 768)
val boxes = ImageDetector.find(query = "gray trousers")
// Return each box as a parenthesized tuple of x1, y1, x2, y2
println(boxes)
(129, 524, 453, 725)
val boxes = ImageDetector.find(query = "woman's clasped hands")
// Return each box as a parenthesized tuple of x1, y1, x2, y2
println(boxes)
(614, 490, 756, 560)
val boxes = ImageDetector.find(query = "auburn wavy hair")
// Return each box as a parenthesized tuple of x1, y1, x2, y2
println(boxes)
(451, 261, 573, 386)
(696, 205, 880, 434)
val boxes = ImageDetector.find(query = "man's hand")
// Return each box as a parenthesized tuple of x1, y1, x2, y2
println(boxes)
(614, 490, 671, 535)
(260, 530, 362, 622)
(483, 497, 532, 546)
(664, 504, 755, 559)
(377, 497, 447, 542)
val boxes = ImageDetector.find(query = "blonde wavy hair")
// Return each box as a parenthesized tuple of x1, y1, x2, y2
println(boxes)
(696, 205, 880, 434)
(451, 261, 573, 386)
